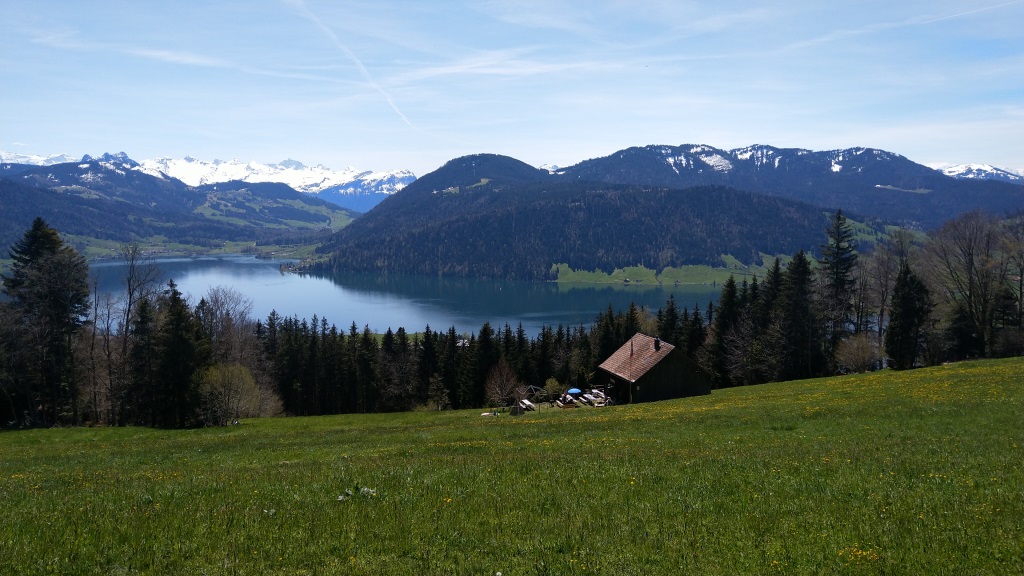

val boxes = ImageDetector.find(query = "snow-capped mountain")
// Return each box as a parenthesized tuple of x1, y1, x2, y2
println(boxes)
(0, 151, 78, 165)
(137, 156, 415, 212)
(554, 144, 1024, 228)
(932, 163, 1024, 184)
(558, 144, 914, 184)
(140, 156, 372, 192)
(2, 151, 416, 212)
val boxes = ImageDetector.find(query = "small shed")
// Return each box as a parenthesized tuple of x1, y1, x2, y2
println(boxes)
(597, 333, 711, 404)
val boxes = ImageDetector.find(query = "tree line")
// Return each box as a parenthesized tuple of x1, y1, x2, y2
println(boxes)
(2, 209, 1022, 428)
(698, 209, 1024, 388)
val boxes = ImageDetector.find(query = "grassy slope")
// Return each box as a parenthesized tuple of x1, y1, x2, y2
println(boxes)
(1, 359, 1021, 574)
(552, 254, 779, 285)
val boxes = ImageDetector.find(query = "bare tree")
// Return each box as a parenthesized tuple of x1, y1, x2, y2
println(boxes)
(485, 357, 523, 407)
(195, 286, 282, 418)
(923, 211, 1009, 357)
(196, 363, 273, 426)
(82, 280, 112, 424)
(1003, 211, 1024, 332)
(835, 332, 879, 373)
(863, 233, 906, 362)
(198, 286, 256, 364)
(118, 244, 159, 358)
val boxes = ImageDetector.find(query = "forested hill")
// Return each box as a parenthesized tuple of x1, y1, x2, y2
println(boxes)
(555, 145, 1024, 228)
(316, 154, 845, 280)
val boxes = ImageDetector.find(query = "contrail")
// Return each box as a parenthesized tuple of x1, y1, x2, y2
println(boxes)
(919, 0, 1024, 25)
(284, 0, 417, 129)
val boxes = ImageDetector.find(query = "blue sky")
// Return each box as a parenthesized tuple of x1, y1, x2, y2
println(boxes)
(2, 1, 1022, 176)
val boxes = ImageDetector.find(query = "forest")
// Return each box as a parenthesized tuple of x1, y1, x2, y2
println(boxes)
(317, 182, 840, 280)
(2, 209, 1023, 429)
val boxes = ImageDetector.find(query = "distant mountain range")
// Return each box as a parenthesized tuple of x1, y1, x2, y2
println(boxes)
(4, 145, 1022, 281)
(317, 146, 1024, 280)
(0, 153, 357, 254)
(0, 151, 415, 213)
(3, 148, 1021, 213)
(552, 144, 1024, 228)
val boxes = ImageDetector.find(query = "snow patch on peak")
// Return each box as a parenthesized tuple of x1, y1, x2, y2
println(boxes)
(729, 145, 784, 168)
(698, 152, 732, 172)
(934, 163, 1024, 184)
(665, 154, 691, 174)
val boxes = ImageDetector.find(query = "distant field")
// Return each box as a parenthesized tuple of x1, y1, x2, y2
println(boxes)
(552, 256, 777, 285)
(2, 359, 1021, 574)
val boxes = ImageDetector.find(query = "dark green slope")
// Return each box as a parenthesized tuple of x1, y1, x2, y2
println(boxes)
(318, 154, 842, 280)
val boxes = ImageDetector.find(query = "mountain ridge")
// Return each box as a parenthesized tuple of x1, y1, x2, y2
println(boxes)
(0, 151, 415, 213)
(0, 156, 356, 255)
(316, 146, 1023, 280)
(553, 144, 1023, 228)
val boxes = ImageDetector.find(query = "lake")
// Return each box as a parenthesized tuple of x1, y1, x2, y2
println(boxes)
(90, 255, 721, 335)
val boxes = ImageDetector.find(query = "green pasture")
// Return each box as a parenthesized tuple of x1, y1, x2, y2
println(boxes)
(551, 257, 776, 285)
(2, 358, 1022, 574)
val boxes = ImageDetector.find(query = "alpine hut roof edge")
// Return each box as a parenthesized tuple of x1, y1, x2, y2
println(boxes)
(597, 333, 673, 384)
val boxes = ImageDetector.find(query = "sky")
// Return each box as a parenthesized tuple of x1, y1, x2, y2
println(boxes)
(2, 0, 1023, 177)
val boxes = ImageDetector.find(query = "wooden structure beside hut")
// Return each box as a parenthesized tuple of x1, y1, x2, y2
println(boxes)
(597, 333, 711, 404)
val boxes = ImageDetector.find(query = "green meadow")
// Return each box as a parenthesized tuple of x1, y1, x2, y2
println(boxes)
(2, 358, 1021, 575)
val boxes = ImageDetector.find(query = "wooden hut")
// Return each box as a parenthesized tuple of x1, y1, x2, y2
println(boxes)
(597, 333, 711, 404)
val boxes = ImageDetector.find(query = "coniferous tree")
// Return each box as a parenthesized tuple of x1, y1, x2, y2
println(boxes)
(777, 251, 824, 381)
(658, 294, 681, 345)
(417, 325, 438, 402)
(706, 276, 739, 387)
(685, 305, 706, 359)
(439, 326, 459, 407)
(356, 325, 379, 412)
(1, 217, 90, 426)
(154, 280, 209, 428)
(819, 210, 858, 369)
(885, 263, 933, 369)
(126, 297, 158, 425)
(455, 335, 478, 409)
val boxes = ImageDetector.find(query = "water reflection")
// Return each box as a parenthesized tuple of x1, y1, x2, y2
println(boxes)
(91, 256, 720, 335)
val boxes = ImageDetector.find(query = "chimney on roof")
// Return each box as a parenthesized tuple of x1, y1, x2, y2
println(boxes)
(654, 337, 661, 351)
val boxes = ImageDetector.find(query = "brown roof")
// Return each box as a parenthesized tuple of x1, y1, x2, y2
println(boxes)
(597, 333, 673, 383)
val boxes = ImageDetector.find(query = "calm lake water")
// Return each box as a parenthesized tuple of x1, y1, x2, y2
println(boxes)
(90, 255, 720, 335)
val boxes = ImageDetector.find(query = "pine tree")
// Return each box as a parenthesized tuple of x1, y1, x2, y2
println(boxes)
(658, 294, 680, 345)
(707, 276, 739, 387)
(127, 297, 158, 425)
(777, 251, 824, 381)
(885, 263, 933, 369)
(1, 217, 90, 426)
(819, 210, 858, 368)
(154, 280, 208, 428)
